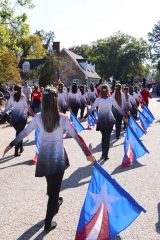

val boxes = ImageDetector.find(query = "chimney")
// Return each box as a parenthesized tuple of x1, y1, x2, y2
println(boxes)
(53, 42, 60, 56)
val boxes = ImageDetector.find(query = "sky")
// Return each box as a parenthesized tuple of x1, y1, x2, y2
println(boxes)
(23, 0, 160, 49)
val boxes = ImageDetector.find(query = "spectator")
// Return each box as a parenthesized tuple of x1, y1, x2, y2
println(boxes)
(22, 81, 32, 103)
(31, 85, 42, 113)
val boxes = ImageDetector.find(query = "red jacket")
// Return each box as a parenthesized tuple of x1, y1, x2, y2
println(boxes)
(140, 89, 151, 105)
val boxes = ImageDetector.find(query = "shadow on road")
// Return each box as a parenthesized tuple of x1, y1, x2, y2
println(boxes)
(111, 161, 145, 175)
(0, 155, 15, 164)
(24, 139, 35, 146)
(155, 202, 160, 233)
(61, 164, 93, 191)
(0, 159, 32, 170)
(17, 219, 47, 240)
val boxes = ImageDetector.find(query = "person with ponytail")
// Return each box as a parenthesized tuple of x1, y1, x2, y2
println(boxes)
(112, 83, 126, 139)
(68, 82, 81, 117)
(3, 84, 33, 156)
(83, 85, 126, 160)
(3, 88, 95, 232)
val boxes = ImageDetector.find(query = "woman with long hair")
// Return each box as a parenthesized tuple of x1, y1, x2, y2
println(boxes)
(79, 85, 87, 119)
(88, 83, 97, 105)
(57, 82, 68, 114)
(68, 82, 81, 117)
(129, 86, 137, 119)
(3, 84, 33, 156)
(3, 88, 95, 232)
(112, 83, 126, 139)
(83, 85, 125, 160)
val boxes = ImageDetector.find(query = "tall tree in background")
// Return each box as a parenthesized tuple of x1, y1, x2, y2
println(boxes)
(148, 20, 160, 70)
(35, 30, 55, 52)
(69, 44, 90, 58)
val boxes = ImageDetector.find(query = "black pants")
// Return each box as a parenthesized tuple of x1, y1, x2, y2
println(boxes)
(100, 125, 113, 158)
(12, 119, 27, 154)
(114, 114, 123, 139)
(80, 104, 85, 119)
(71, 105, 79, 118)
(45, 170, 64, 228)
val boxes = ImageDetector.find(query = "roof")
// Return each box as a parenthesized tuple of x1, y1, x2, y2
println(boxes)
(62, 49, 101, 80)
(18, 59, 45, 70)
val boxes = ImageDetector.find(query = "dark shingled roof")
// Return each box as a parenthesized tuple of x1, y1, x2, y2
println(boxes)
(18, 59, 45, 70)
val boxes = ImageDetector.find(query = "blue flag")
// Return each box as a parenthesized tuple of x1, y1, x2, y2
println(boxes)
(139, 110, 152, 131)
(87, 114, 96, 129)
(70, 113, 85, 133)
(143, 105, 155, 120)
(128, 116, 145, 138)
(75, 162, 146, 239)
(121, 125, 149, 168)
(142, 106, 155, 123)
(93, 109, 99, 121)
(35, 128, 40, 154)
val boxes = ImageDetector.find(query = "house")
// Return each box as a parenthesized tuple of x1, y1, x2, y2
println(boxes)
(60, 48, 101, 86)
(18, 59, 45, 84)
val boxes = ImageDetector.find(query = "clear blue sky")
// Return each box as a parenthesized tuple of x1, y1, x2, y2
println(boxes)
(24, 0, 160, 48)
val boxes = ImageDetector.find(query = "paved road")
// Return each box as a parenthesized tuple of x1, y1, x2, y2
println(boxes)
(0, 95, 160, 240)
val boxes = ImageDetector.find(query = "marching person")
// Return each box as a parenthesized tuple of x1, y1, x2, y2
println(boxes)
(68, 82, 81, 117)
(83, 85, 126, 161)
(3, 84, 33, 156)
(57, 83, 68, 114)
(3, 88, 95, 232)
(31, 85, 42, 114)
(140, 86, 152, 106)
(88, 83, 97, 105)
(79, 85, 87, 119)
(129, 86, 138, 119)
(112, 83, 126, 139)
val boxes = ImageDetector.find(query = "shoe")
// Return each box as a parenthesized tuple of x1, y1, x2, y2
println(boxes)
(14, 153, 21, 157)
(19, 148, 24, 153)
(58, 197, 63, 206)
(44, 221, 57, 232)
(104, 157, 109, 161)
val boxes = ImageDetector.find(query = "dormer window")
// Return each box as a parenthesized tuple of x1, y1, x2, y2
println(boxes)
(22, 61, 30, 72)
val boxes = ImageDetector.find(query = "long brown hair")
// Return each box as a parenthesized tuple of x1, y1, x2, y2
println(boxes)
(115, 83, 122, 106)
(13, 85, 21, 102)
(41, 89, 60, 132)
(100, 85, 110, 98)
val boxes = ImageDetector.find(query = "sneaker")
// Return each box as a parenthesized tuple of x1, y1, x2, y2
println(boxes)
(44, 221, 57, 232)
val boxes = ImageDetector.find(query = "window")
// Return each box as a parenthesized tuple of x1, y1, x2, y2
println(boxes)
(22, 61, 30, 72)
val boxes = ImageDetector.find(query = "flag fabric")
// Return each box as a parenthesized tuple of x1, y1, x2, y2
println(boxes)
(142, 105, 155, 123)
(139, 110, 152, 131)
(121, 125, 149, 168)
(75, 161, 146, 240)
(35, 128, 40, 154)
(143, 105, 155, 120)
(87, 114, 96, 129)
(128, 115, 145, 138)
(93, 109, 99, 121)
(70, 113, 85, 133)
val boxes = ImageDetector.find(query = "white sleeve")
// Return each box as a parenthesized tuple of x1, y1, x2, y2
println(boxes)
(10, 115, 38, 147)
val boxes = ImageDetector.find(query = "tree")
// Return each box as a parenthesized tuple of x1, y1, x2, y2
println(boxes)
(88, 32, 150, 82)
(0, 0, 34, 54)
(69, 44, 90, 58)
(19, 34, 46, 58)
(148, 20, 160, 69)
(39, 53, 61, 87)
(35, 30, 55, 52)
(0, 49, 20, 83)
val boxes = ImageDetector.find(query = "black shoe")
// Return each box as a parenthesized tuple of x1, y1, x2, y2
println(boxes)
(19, 148, 24, 153)
(58, 197, 63, 206)
(14, 153, 21, 157)
(44, 221, 57, 232)
(104, 157, 109, 161)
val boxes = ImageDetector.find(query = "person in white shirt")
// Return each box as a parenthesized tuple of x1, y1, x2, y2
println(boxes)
(57, 83, 68, 114)
(112, 83, 126, 139)
(22, 81, 32, 103)
(84, 85, 125, 160)
(129, 86, 137, 119)
(68, 83, 81, 117)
